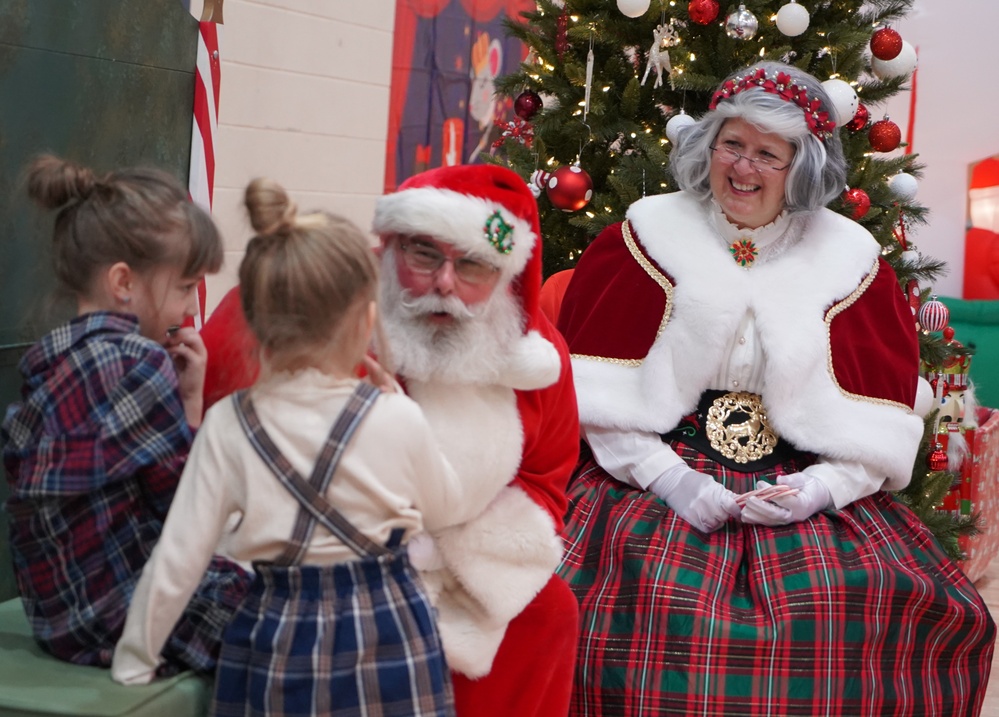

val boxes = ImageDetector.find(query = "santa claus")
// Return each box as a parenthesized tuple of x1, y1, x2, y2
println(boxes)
(372, 164, 580, 717)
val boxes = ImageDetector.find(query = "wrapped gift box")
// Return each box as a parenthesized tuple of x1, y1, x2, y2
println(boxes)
(939, 407, 999, 583)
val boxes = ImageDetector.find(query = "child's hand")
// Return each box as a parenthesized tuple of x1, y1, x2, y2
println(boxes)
(165, 326, 207, 428)
(362, 356, 398, 393)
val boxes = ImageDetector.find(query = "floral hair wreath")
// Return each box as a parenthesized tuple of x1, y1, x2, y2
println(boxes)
(708, 67, 837, 140)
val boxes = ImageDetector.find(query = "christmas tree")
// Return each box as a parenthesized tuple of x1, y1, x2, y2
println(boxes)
(492, 0, 977, 559)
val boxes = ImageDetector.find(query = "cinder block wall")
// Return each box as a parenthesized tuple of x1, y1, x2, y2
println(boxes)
(207, 1, 396, 313)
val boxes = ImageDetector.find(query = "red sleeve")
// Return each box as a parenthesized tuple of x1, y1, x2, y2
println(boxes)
(512, 316, 580, 532)
(538, 269, 575, 327)
(557, 222, 671, 362)
(200, 286, 260, 412)
(828, 258, 919, 407)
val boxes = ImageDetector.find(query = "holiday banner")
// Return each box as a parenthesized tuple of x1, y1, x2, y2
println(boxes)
(385, 0, 534, 192)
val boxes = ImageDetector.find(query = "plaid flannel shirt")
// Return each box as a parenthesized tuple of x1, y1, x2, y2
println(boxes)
(2, 311, 193, 666)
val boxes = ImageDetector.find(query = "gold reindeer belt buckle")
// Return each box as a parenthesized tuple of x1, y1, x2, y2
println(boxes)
(705, 391, 778, 464)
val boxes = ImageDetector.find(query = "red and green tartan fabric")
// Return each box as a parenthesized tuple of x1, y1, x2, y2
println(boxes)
(558, 442, 996, 716)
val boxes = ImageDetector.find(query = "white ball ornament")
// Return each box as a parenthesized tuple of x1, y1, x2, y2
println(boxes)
(666, 112, 697, 144)
(913, 377, 935, 418)
(888, 172, 919, 201)
(901, 249, 920, 265)
(616, 0, 651, 18)
(871, 40, 917, 79)
(775, 1, 810, 37)
(821, 79, 859, 127)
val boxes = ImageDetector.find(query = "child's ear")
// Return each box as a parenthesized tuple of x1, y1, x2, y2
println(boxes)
(358, 300, 377, 343)
(106, 262, 134, 307)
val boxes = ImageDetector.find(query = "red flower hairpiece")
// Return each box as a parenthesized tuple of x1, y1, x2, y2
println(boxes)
(708, 68, 836, 140)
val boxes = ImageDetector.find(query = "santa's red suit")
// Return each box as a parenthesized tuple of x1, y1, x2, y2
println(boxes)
(372, 164, 580, 717)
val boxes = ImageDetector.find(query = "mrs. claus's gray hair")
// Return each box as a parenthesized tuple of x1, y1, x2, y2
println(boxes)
(669, 61, 847, 213)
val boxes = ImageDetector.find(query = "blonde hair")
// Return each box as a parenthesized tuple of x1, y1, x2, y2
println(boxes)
(239, 178, 391, 373)
(25, 154, 223, 297)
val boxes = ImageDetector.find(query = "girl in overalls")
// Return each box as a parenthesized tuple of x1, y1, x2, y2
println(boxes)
(112, 177, 462, 716)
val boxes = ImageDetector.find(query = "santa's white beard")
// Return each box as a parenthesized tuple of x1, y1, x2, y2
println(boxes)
(380, 252, 525, 385)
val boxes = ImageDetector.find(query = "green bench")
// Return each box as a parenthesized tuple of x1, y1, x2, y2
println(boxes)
(0, 598, 210, 717)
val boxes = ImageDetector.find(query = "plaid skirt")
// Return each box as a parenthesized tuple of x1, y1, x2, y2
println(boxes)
(558, 444, 996, 716)
(212, 552, 455, 717)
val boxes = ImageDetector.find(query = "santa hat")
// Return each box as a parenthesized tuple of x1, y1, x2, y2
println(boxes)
(373, 164, 559, 390)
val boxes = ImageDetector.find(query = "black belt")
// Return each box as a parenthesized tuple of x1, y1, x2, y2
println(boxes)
(661, 390, 799, 472)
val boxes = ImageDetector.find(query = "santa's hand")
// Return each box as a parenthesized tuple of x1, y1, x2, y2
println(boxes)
(741, 474, 832, 526)
(648, 463, 740, 533)
(407, 532, 445, 571)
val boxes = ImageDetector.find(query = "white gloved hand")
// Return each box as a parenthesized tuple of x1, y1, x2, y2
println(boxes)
(648, 463, 741, 533)
(407, 532, 445, 571)
(740, 473, 833, 526)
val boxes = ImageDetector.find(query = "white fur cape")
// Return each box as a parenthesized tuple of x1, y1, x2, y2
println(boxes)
(406, 377, 561, 678)
(570, 192, 924, 488)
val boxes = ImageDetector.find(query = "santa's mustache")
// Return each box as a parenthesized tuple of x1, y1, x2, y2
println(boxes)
(398, 292, 477, 320)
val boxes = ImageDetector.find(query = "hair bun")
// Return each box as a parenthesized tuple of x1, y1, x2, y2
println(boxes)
(244, 177, 298, 236)
(26, 154, 98, 209)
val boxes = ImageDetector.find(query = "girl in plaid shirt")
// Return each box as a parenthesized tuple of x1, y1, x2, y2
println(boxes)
(112, 178, 461, 716)
(1, 155, 251, 672)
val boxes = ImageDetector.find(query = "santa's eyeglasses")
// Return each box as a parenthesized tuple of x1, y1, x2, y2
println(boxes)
(396, 237, 500, 285)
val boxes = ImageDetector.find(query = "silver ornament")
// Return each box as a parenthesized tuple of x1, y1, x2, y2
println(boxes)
(725, 4, 758, 41)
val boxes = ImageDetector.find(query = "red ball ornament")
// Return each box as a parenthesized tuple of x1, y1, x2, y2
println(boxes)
(918, 296, 950, 332)
(546, 164, 594, 212)
(870, 27, 903, 61)
(927, 443, 949, 472)
(845, 103, 870, 132)
(843, 187, 871, 220)
(514, 90, 543, 121)
(943, 326, 956, 342)
(688, 0, 720, 25)
(868, 118, 901, 153)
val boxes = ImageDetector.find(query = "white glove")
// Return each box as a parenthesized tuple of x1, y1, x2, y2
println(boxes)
(740, 473, 833, 526)
(648, 463, 741, 533)
(407, 532, 445, 571)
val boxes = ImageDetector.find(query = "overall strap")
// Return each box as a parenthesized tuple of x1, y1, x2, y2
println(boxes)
(233, 382, 391, 563)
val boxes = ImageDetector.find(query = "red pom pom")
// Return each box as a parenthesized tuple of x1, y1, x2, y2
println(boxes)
(846, 103, 870, 132)
(870, 27, 903, 61)
(546, 165, 593, 212)
(688, 0, 720, 25)
(869, 118, 901, 152)
(514, 90, 543, 121)
(843, 187, 870, 220)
